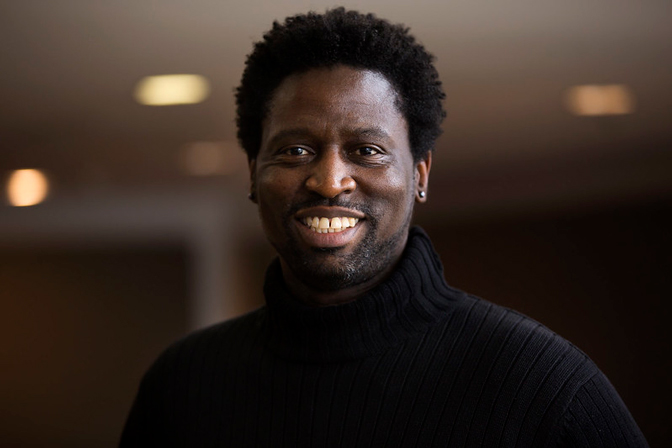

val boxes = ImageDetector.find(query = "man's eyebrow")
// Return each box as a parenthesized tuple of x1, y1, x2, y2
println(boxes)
(349, 127, 392, 141)
(266, 128, 314, 146)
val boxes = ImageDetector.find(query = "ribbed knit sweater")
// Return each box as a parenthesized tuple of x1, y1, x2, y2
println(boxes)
(120, 227, 647, 447)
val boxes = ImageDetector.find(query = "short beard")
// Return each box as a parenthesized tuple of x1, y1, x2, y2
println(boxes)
(275, 200, 413, 293)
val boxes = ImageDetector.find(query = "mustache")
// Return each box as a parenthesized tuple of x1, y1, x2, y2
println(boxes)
(287, 197, 374, 217)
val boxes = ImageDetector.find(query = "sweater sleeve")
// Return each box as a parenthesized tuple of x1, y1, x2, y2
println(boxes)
(119, 344, 174, 447)
(556, 372, 648, 447)
(119, 364, 162, 447)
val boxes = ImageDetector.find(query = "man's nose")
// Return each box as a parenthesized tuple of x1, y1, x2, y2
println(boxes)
(305, 150, 356, 198)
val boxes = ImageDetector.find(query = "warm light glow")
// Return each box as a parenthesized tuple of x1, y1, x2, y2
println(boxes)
(7, 169, 49, 206)
(134, 74, 210, 106)
(180, 141, 244, 176)
(565, 84, 635, 116)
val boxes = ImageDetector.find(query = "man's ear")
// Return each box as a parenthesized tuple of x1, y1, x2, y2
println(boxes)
(248, 158, 257, 203)
(415, 151, 432, 203)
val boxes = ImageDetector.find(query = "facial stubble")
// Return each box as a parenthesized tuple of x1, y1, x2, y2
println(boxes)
(274, 196, 415, 293)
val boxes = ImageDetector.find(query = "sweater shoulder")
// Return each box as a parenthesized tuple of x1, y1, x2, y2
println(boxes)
(120, 307, 268, 445)
(446, 292, 602, 404)
(460, 292, 594, 368)
(180, 306, 267, 347)
(145, 306, 267, 380)
(439, 293, 618, 446)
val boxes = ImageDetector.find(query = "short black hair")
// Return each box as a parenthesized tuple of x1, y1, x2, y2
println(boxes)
(236, 8, 446, 162)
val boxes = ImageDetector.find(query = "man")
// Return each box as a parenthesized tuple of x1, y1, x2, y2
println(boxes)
(121, 9, 647, 447)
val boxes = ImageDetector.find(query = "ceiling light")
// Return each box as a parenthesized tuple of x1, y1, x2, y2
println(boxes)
(565, 84, 635, 116)
(7, 169, 50, 207)
(134, 74, 211, 106)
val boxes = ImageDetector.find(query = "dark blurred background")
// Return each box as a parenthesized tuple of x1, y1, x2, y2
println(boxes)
(1, 1, 670, 446)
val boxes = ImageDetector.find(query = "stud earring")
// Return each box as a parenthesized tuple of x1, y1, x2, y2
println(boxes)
(248, 192, 256, 201)
(419, 191, 426, 198)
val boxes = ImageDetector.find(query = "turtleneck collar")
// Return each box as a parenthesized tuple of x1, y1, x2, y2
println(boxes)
(262, 226, 465, 363)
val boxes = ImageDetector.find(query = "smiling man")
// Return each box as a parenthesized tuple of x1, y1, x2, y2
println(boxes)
(252, 66, 426, 306)
(121, 9, 647, 447)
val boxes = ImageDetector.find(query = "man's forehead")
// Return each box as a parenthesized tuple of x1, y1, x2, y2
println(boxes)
(269, 66, 400, 112)
(261, 66, 409, 149)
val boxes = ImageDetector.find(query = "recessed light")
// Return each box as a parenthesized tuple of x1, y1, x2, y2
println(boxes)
(7, 169, 49, 207)
(134, 74, 210, 106)
(565, 84, 635, 116)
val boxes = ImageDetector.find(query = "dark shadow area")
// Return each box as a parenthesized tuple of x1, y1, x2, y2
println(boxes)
(420, 198, 672, 446)
(0, 246, 188, 447)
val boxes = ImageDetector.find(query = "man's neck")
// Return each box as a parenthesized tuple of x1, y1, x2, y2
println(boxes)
(279, 257, 401, 307)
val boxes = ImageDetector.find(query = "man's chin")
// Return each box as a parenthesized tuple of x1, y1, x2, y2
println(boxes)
(282, 240, 397, 294)
(276, 219, 407, 295)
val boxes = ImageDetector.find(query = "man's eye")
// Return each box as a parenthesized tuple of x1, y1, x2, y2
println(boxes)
(282, 146, 311, 156)
(354, 146, 381, 156)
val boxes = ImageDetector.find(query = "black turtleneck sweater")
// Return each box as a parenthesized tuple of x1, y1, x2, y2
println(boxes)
(120, 227, 647, 447)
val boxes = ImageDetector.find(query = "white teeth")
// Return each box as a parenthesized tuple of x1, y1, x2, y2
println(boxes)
(302, 216, 359, 233)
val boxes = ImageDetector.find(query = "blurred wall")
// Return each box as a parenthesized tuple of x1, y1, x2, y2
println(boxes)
(0, 186, 251, 447)
(0, 245, 188, 447)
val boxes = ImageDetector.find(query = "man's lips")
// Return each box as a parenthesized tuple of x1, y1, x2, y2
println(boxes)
(296, 206, 366, 220)
(294, 206, 365, 246)
(296, 206, 366, 234)
(302, 216, 360, 233)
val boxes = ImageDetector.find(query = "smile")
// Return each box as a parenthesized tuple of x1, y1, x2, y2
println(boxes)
(302, 216, 360, 233)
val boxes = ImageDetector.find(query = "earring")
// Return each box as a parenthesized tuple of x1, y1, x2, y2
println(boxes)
(418, 191, 426, 198)
(248, 192, 256, 201)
